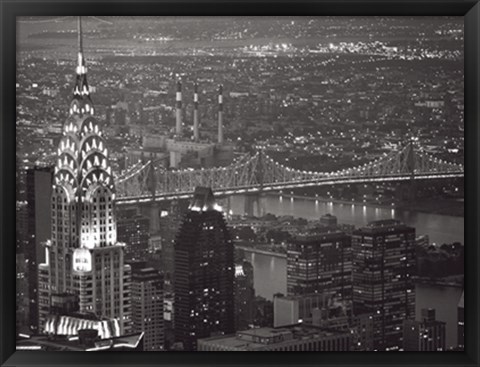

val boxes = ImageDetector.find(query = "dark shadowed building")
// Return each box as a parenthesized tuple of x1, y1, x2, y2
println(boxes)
(457, 291, 464, 350)
(173, 187, 235, 350)
(234, 261, 255, 331)
(319, 213, 338, 228)
(131, 267, 164, 351)
(25, 165, 54, 332)
(403, 308, 446, 351)
(159, 199, 189, 293)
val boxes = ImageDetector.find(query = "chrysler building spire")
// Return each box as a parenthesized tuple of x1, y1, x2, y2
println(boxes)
(78, 15, 83, 58)
(54, 16, 115, 244)
(70, 16, 94, 116)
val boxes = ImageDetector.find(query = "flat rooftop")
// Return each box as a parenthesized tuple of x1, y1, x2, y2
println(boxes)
(199, 325, 347, 350)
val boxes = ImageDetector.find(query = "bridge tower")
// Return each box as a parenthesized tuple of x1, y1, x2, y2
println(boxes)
(243, 195, 266, 217)
(405, 138, 417, 202)
(257, 150, 267, 217)
(147, 162, 160, 233)
(243, 150, 266, 217)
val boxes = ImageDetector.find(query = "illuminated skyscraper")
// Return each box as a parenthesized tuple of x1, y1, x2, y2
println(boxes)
(173, 187, 235, 351)
(287, 230, 353, 306)
(38, 17, 131, 335)
(352, 220, 416, 351)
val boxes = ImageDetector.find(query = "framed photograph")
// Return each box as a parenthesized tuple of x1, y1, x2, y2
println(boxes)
(1, 1, 479, 367)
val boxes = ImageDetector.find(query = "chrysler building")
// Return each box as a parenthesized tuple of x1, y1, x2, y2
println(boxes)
(38, 17, 131, 335)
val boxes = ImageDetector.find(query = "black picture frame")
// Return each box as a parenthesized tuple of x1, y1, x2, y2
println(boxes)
(1, 1, 479, 366)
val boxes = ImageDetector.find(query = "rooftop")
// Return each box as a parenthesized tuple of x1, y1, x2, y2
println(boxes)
(199, 324, 348, 350)
(188, 187, 223, 212)
(295, 229, 347, 242)
(16, 332, 144, 352)
(353, 219, 414, 235)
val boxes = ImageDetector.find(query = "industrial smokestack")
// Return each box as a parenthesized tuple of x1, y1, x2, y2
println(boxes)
(193, 82, 199, 141)
(175, 79, 182, 135)
(218, 84, 223, 144)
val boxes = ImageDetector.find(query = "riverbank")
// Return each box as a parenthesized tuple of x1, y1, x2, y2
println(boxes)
(395, 198, 464, 217)
(413, 275, 463, 289)
(266, 192, 464, 218)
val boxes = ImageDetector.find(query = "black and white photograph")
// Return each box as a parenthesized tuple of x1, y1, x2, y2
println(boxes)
(15, 16, 464, 352)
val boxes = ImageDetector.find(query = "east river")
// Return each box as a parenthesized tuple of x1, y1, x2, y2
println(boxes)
(230, 194, 464, 349)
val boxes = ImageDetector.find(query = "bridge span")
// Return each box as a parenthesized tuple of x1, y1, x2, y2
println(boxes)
(114, 141, 463, 205)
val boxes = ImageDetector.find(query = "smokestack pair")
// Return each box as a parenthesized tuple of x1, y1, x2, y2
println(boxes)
(175, 79, 224, 144)
(193, 82, 199, 141)
(217, 84, 223, 144)
(175, 80, 182, 135)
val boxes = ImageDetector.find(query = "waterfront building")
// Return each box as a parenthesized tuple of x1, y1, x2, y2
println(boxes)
(403, 308, 446, 351)
(38, 18, 131, 335)
(173, 187, 235, 350)
(352, 219, 416, 351)
(319, 213, 338, 228)
(286, 230, 353, 307)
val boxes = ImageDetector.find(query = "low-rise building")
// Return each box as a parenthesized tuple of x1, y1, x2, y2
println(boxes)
(403, 308, 446, 351)
(198, 324, 351, 351)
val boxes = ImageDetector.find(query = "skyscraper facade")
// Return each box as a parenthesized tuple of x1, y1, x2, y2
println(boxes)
(38, 18, 131, 335)
(16, 251, 28, 334)
(117, 208, 150, 261)
(24, 165, 54, 332)
(287, 230, 353, 306)
(159, 199, 188, 293)
(234, 260, 255, 331)
(173, 187, 234, 351)
(131, 266, 164, 351)
(352, 220, 416, 351)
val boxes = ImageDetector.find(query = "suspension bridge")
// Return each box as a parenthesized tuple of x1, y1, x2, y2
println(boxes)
(114, 140, 464, 205)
